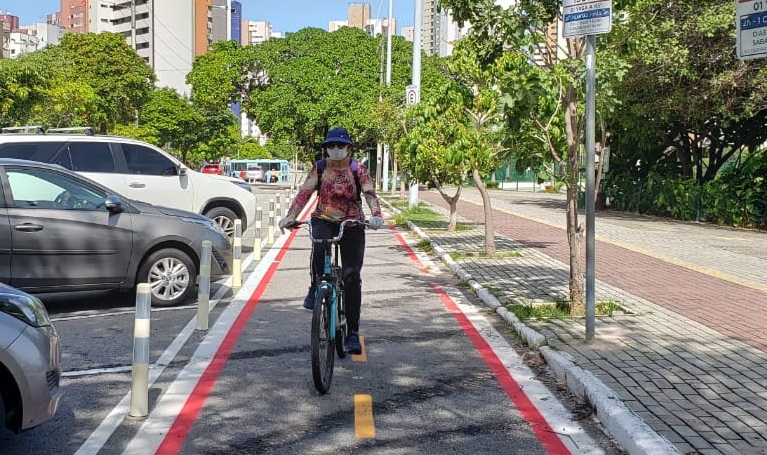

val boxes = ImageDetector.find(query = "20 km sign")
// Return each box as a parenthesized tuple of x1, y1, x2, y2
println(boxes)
(737, 0, 767, 59)
(406, 85, 420, 105)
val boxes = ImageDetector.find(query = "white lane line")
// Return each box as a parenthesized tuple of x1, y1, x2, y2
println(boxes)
(72, 254, 254, 455)
(120, 227, 295, 455)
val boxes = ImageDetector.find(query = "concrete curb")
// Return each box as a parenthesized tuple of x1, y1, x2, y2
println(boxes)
(387, 202, 680, 455)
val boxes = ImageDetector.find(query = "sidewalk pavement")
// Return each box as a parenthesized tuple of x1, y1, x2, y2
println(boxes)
(384, 188, 767, 455)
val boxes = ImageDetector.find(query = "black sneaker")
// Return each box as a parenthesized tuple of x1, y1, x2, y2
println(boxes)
(303, 287, 315, 310)
(345, 331, 362, 355)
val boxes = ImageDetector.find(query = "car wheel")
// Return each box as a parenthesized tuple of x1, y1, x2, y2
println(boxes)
(137, 249, 197, 307)
(204, 206, 238, 239)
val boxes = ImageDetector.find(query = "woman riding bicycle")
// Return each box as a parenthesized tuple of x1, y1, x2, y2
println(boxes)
(279, 127, 384, 355)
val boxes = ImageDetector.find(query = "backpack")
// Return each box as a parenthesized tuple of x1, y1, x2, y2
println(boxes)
(315, 158, 362, 203)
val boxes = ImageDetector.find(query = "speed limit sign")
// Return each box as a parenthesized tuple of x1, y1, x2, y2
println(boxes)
(406, 85, 420, 105)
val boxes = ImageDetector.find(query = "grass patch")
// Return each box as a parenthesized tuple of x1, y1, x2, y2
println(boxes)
(508, 299, 626, 320)
(415, 239, 433, 253)
(389, 199, 430, 209)
(391, 205, 443, 227)
(450, 250, 521, 259)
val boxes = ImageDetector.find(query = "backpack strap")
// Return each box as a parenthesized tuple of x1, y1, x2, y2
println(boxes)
(315, 158, 362, 202)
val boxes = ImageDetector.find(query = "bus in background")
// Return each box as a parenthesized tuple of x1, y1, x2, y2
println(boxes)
(227, 159, 251, 179)
(255, 159, 290, 183)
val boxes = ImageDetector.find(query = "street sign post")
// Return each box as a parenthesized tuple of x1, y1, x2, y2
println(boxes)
(563, 0, 612, 38)
(562, 0, 612, 342)
(737, 0, 767, 60)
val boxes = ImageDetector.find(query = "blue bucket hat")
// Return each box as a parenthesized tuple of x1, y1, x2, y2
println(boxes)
(322, 127, 353, 146)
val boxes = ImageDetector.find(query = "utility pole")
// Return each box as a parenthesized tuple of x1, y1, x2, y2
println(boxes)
(382, 0, 394, 193)
(408, 0, 423, 209)
(130, 0, 136, 51)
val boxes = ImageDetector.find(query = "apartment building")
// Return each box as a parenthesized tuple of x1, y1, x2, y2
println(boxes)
(348, 3, 370, 29)
(60, 0, 88, 34)
(88, 0, 240, 95)
(328, 3, 395, 38)
(243, 20, 278, 45)
(1, 12, 63, 58)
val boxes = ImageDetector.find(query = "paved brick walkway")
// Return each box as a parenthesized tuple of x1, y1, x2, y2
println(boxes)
(401, 188, 767, 455)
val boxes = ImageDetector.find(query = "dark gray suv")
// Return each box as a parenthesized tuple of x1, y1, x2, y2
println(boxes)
(0, 159, 232, 307)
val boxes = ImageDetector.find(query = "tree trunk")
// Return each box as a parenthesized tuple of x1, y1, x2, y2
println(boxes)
(563, 84, 585, 316)
(399, 170, 407, 199)
(473, 168, 495, 255)
(390, 152, 398, 196)
(431, 176, 462, 231)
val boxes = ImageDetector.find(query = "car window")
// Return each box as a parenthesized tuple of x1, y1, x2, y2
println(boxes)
(122, 143, 178, 176)
(6, 167, 108, 211)
(0, 142, 64, 162)
(57, 142, 116, 173)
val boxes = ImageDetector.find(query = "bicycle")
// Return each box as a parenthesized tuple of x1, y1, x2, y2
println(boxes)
(284, 219, 374, 394)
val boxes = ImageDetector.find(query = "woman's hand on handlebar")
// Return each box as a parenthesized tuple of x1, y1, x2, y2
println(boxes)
(367, 216, 384, 230)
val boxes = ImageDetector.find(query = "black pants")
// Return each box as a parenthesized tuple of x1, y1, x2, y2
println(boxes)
(309, 219, 366, 332)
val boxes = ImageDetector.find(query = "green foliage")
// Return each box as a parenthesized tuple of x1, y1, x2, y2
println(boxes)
(232, 27, 406, 160)
(604, 149, 767, 228)
(0, 32, 154, 132)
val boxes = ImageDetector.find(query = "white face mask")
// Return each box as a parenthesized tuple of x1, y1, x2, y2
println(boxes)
(326, 145, 348, 160)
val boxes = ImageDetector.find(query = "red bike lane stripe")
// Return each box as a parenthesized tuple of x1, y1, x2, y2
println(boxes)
(392, 227, 572, 455)
(154, 223, 305, 455)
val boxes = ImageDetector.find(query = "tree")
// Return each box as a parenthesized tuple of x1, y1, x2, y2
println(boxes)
(400, 82, 470, 231)
(138, 88, 207, 163)
(607, 0, 767, 184)
(0, 55, 52, 126)
(440, 0, 628, 313)
(46, 32, 155, 132)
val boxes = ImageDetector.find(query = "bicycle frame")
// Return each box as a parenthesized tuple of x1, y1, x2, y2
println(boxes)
(303, 220, 357, 340)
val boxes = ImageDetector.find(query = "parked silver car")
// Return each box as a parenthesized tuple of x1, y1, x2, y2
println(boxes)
(0, 283, 62, 433)
(0, 159, 232, 307)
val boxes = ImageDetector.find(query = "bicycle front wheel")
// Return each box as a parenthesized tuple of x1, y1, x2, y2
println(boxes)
(311, 285, 335, 394)
(335, 286, 347, 359)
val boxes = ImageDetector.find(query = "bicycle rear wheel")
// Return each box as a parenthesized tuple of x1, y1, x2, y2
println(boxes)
(311, 285, 335, 394)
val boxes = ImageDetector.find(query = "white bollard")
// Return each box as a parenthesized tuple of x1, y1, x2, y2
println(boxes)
(284, 189, 291, 213)
(275, 193, 282, 218)
(129, 283, 151, 418)
(254, 207, 262, 260)
(196, 240, 212, 331)
(232, 219, 242, 288)
(268, 199, 275, 244)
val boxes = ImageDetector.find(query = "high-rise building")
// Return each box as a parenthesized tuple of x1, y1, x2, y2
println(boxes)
(401, 25, 414, 42)
(347, 3, 370, 30)
(60, 0, 89, 34)
(0, 12, 20, 32)
(243, 20, 275, 45)
(88, 0, 241, 95)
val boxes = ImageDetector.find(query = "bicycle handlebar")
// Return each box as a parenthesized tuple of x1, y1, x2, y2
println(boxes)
(281, 219, 377, 242)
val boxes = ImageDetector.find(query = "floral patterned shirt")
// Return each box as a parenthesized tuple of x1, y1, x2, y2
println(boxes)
(286, 156, 382, 223)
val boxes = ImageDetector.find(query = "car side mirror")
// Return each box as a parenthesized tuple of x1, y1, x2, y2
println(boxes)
(178, 165, 187, 176)
(105, 195, 124, 213)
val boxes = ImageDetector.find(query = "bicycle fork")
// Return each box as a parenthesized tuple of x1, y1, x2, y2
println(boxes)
(321, 253, 337, 338)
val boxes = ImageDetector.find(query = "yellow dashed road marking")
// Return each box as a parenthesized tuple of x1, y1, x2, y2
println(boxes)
(352, 335, 367, 362)
(354, 394, 375, 439)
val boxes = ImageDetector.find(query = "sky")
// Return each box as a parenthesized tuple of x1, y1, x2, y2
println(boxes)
(1, 0, 417, 34)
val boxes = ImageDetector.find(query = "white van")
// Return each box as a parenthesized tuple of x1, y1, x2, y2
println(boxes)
(0, 132, 255, 237)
